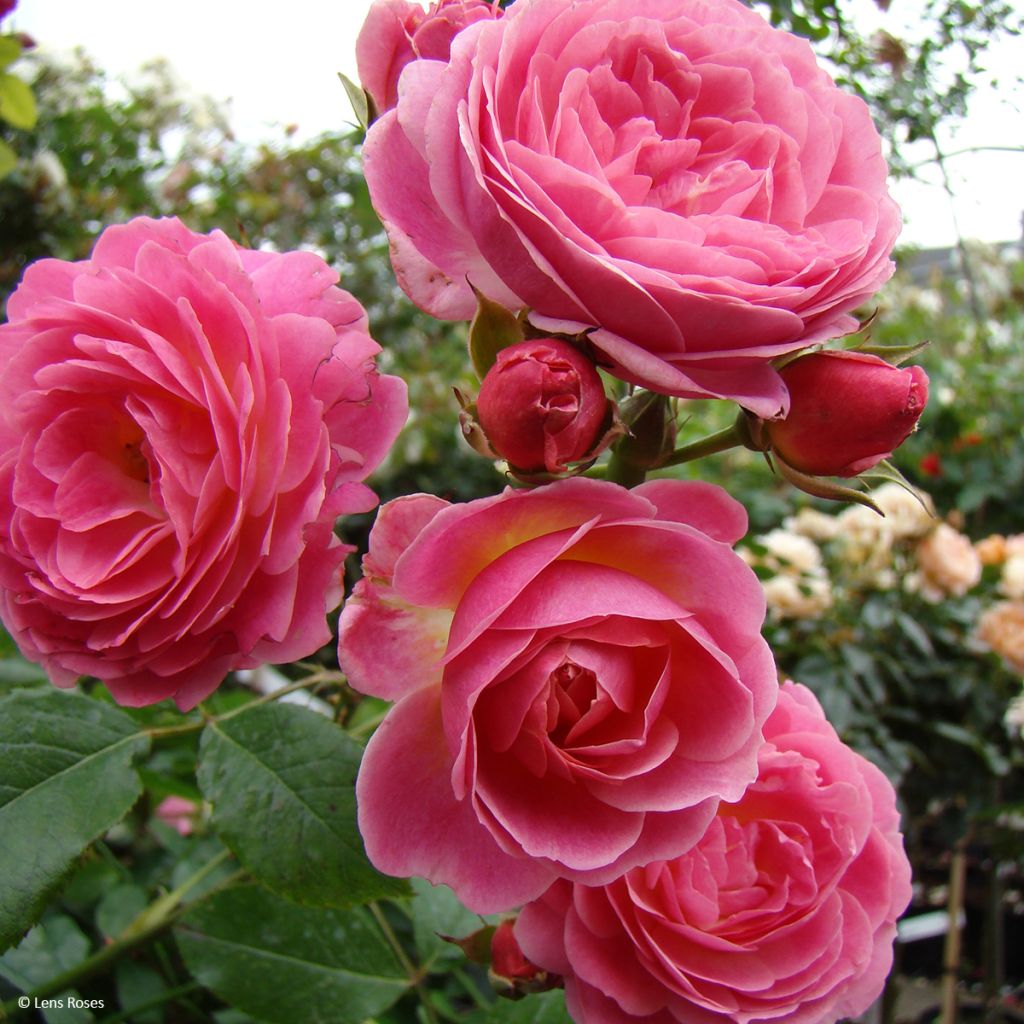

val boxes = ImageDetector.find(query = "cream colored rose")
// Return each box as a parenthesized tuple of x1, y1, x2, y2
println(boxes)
(872, 482, 934, 540)
(785, 507, 841, 543)
(1001, 554, 1024, 601)
(762, 574, 834, 620)
(915, 523, 982, 600)
(744, 530, 833, 620)
(977, 601, 1024, 675)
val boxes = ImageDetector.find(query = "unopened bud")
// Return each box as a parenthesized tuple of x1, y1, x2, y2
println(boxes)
(760, 350, 928, 478)
(475, 338, 614, 475)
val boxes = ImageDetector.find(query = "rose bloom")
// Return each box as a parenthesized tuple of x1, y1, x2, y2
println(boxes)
(1001, 554, 1024, 601)
(363, 0, 900, 417)
(356, 0, 502, 114)
(476, 338, 611, 473)
(762, 574, 833, 622)
(975, 534, 1007, 566)
(784, 507, 840, 544)
(516, 682, 912, 1024)
(0, 217, 407, 709)
(871, 482, 934, 541)
(915, 523, 982, 601)
(977, 601, 1024, 676)
(338, 477, 777, 912)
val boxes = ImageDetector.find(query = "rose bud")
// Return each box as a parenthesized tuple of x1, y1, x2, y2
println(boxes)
(356, 0, 502, 116)
(760, 350, 929, 477)
(475, 338, 612, 474)
(490, 920, 542, 983)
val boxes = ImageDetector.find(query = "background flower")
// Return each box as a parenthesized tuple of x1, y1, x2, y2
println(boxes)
(516, 682, 912, 1024)
(338, 477, 777, 912)
(363, 0, 900, 416)
(0, 217, 407, 708)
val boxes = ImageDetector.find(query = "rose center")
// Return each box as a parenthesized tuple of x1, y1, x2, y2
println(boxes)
(547, 659, 599, 746)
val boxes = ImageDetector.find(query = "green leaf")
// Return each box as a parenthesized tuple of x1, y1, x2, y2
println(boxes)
(175, 885, 408, 1024)
(0, 656, 51, 690)
(469, 286, 525, 380)
(0, 690, 150, 951)
(468, 990, 572, 1023)
(197, 702, 407, 908)
(0, 137, 15, 178)
(407, 877, 493, 973)
(0, 36, 21, 69)
(0, 71, 37, 129)
(0, 915, 94, 1024)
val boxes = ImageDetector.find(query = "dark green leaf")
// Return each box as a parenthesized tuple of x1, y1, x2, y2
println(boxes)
(468, 990, 572, 1024)
(407, 877, 493, 973)
(197, 702, 406, 907)
(175, 885, 408, 1024)
(0, 690, 150, 951)
(0, 915, 94, 1023)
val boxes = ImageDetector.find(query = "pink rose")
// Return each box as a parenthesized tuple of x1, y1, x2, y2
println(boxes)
(756, 351, 929, 477)
(356, 0, 502, 115)
(0, 217, 407, 709)
(517, 683, 913, 1024)
(363, 0, 900, 417)
(338, 477, 777, 912)
(154, 795, 200, 836)
(476, 338, 611, 473)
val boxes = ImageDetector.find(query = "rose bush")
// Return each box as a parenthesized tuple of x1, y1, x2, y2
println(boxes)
(356, 0, 502, 115)
(363, 0, 900, 417)
(338, 477, 777, 912)
(0, 216, 407, 708)
(516, 682, 913, 1024)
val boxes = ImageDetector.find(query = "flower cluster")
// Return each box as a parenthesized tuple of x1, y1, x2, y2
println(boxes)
(0, 0, 932, 1021)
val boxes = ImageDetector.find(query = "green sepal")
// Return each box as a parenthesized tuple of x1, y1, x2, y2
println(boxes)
(774, 457, 882, 513)
(338, 72, 371, 131)
(468, 287, 526, 380)
(847, 339, 931, 366)
(859, 458, 935, 514)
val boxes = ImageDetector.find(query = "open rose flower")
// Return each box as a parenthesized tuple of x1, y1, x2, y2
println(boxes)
(0, 217, 407, 709)
(338, 477, 777, 912)
(363, 0, 900, 417)
(517, 682, 913, 1024)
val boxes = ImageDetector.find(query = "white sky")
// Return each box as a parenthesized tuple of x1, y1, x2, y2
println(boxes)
(11, 0, 1024, 249)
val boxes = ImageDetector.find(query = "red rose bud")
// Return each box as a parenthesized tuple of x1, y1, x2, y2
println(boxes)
(491, 920, 539, 982)
(476, 338, 610, 473)
(763, 351, 929, 477)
